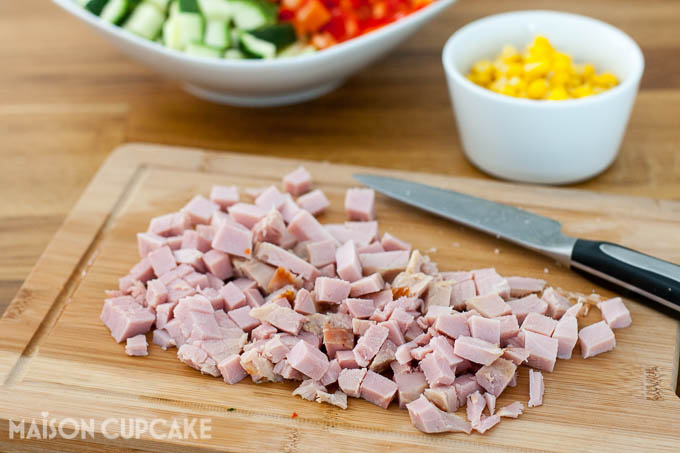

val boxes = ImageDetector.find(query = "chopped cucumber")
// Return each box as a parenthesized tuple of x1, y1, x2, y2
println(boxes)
(185, 42, 223, 58)
(278, 41, 316, 58)
(100, 0, 131, 24)
(224, 48, 245, 59)
(249, 23, 296, 50)
(239, 32, 276, 59)
(123, 2, 165, 40)
(176, 0, 204, 48)
(204, 20, 231, 49)
(147, 0, 171, 11)
(198, 0, 232, 21)
(169, 0, 180, 16)
(85, 0, 109, 15)
(163, 16, 183, 49)
(229, 0, 276, 30)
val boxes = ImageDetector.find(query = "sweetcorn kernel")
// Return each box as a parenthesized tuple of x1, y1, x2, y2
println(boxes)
(466, 36, 618, 100)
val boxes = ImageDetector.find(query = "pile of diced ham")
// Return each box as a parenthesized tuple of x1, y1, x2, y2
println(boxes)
(101, 165, 632, 435)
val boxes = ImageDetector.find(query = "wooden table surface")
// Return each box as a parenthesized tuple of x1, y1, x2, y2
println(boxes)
(1, 0, 679, 321)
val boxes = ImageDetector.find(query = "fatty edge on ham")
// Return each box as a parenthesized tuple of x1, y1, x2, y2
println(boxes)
(101, 175, 632, 436)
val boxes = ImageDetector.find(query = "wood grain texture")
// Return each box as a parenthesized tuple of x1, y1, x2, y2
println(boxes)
(0, 144, 679, 452)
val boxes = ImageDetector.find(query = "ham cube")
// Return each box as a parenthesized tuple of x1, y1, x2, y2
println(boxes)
(101, 296, 155, 343)
(359, 251, 410, 281)
(564, 301, 585, 318)
(228, 203, 267, 229)
(125, 334, 148, 356)
(369, 340, 397, 373)
(293, 288, 316, 315)
(507, 276, 546, 298)
(267, 267, 303, 293)
(465, 294, 512, 318)
(181, 230, 211, 253)
(394, 371, 428, 408)
(316, 390, 348, 409)
(450, 279, 476, 310)
(346, 220, 378, 241)
(542, 287, 571, 319)
(218, 354, 247, 384)
(306, 239, 337, 267)
(360, 370, 397, 408)
(318, 263, 336, 277)
(273, 359, 305, 380)
(521, 312, 557, 337)
(381, 232, 411, 252)
(173, 248, 206, 273)
(524, 330, 559, 371)
(345, 298, 375, 319)
(468, 315, 501, 345)
(406, 395, 471, 434)
(497, 401, 524, 418)
(507, 294, 548, 324)
(282, 166, 312, 196)
(254, 186, 286, 211)
(297, 189, 330, 215)
(286, 339, 330, 380)
(496, 314, 520, 345)
(466, 391, 486, 424)
(212, 222, 253, 259)
(379, 319, 405, 345)
(338, 368, 367, 397)
(434, 313, 470, 339)
(454, 373, 482, 407)
(252, 209, 288, 246)
(155, 302, 176, 329)
(167, 235, 185, 251)
(420, 352, 456, 386)
(148, 246, 177, 277)
(251, 323, 277, 341)
(474, 273, 511, 300)
(315, 277, 351, 303)
(352, 318, 376, 336)
(185, 272, 209, 290)
(265, 306, 306, 335)
(358, 242, 384, 254)
(336, 350, 359, 369)
(345, 188, 375, 221)
(552, 315, 578, 359)
(202, 249, 233, 281)
(423, 385, 458, 412)
(336, 240, 363, 282)
(324, 325, 354, 358)
(279, 195, 302, 224)
(475, 358, 517, 397)
(579, 320, 616, 358)
(528, 369, 544, 407)
(320, 359, 343, 386)
(325, 224, 373, 246)
(177, 344, 220, 377)
(390, 307, 415, 331)
(502, 347, 529, 366)
(472, 415, 501, 434)
(221, 282, 246, 310)
(148, 212, 190, 237)
(453, 336, 503, 366)
(152, 328, 176, 350)
(597, 297, 632, 329)
(484, 393, 496, 415)
(263, 335, 290, 363)
(227, 306, 261, 332)
(210, 185, 239, 209)
(287, 210, 336, 242)
(353, 324, 389, 367)
(137, 232, 167, 258)
(145, 279, 168, 308)
(183, 195, 219, 225)
(244, 288, 264, 308)
(256, 242, 319, 281)
(349, 273, 385, 297)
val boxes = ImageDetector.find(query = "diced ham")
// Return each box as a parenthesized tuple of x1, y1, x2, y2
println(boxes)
(315, 277, 351, 303)
(325, 224, 374, 246)
(528, 369, 544, 407)
(227, 306, 261, 332)
(465, 294, 512, 318)
(174, 248, 206, 273)
(256, 242, 320, 281)
(475, 358, 517, 397)
(167, 235, 185, 251)
(306, 239, 337, 267)
(148, 212, 190, 237)
(338, 368, 367, 397)
(212, 222, 253, 259)
(453, 336, 503, 366)
(252, 209, 288, 246)
(472, 415, 501, 434)
(288, 210, 336, 243)
(496, 314, 520, 346)
(282, 166, 312, 196)
(454, 373, 482, 407)
(273, 359, 305, 380)
(220, 282, 246, 310)
(255, 186, 286, 212)
(251, 323, 277, 341)
(524, 331, 559, 372)
(579, 320, 616, 358)
(210, 185, 239, 209)
(101, 296, 155, 343)
(353, 324, 389, 367)
(563, 301, 584, 318)
(466, 391, 486, 424)
(394, 371, 428, 408)
(542, 287, 571, 319)
(359, 370, 397, 408)
(226, 203, 266, 230)
(379, 319, 405, 345)
(474, 273, 511, 300)
(357, 242, 384, 253)
(323, 325, 354, 359)
(345, 298, 375, 319)
(125, 334, 148, 356)
(358, 251, 410, 281)
(279, 195, 302, 224)
(265, 306, 306, 335)
(320, 359, 343, 386)
(345, 188, 375, 221)
(244, 288, 264, 308)
(507, 276, 546, 298)
(502, 347, 529, 366)
(406, 395, 471, 434)
(293, 379, 326, 401)
(497, 401, 524, 418)
(552, 315, 578, 359)
(381, 232, 411, 252)
(597, 297, 632, 329)
(521, 312, 558, 337)
(181, 230, 212, 253)
(424, 385, 458, 412)
(287, 339, 330, 380)
(297, 189, 330, 215)
(316, 390, 348, 409)
(468, 315, 501, 345)
(145, 279, 168, 308)
(293, 288, 316, 315)
(420, 352, 456, 386)
(152, 328, 176, 350)
(507, 294, 548, 324)
(336, 240, 363, 282)
(434, 313, 470, 339)
(177, 344, 220, 377)
(148, 246, 177, 277)
(217, 354, 247, 384)
(484, 393, 496, 415)
(349, 273, 385, 297)
(137, 232, 167, 258)
(183, 195, 220, 225)
(336, 350, 359, 369)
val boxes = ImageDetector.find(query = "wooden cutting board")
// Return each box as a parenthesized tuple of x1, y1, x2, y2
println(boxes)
(1, 143, 679, 452)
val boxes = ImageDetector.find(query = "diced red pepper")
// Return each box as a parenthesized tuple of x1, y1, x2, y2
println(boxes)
(295, 0, 332, 34)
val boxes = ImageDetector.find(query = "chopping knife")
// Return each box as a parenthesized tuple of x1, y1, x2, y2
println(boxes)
(354, 174, 680, 315)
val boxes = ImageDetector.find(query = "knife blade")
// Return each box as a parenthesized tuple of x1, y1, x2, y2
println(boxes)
(354, 174, 680, 314)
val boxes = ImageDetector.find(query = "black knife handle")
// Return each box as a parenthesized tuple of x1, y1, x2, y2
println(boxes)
(570, 239, 680, 313)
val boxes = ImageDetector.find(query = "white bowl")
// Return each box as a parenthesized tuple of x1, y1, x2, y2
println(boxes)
(54, 0, 455, 107)
(442, 10, 644, 184)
